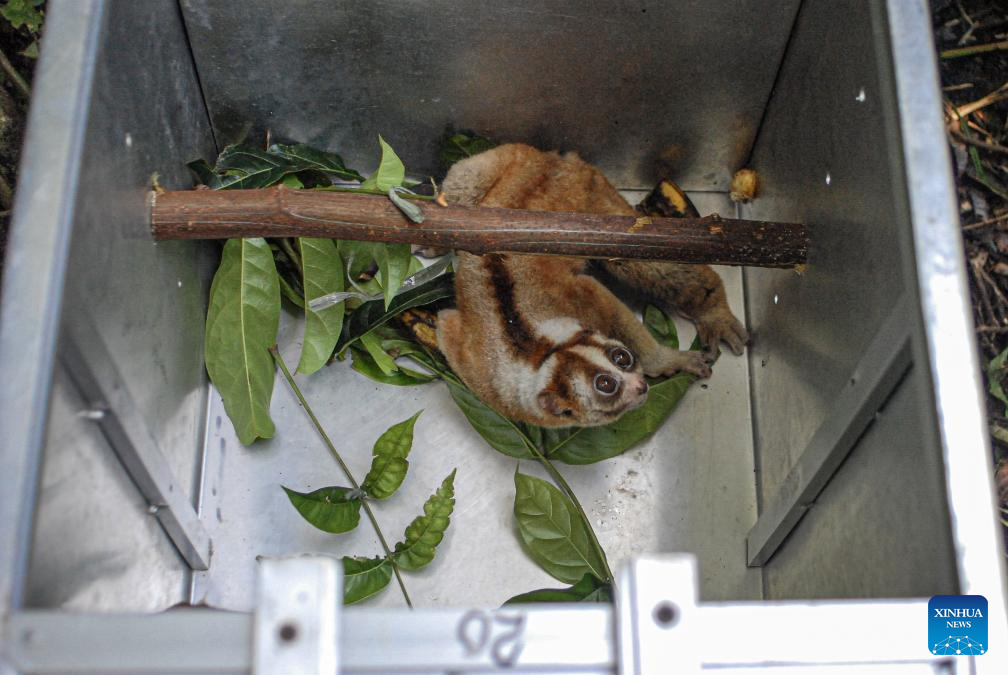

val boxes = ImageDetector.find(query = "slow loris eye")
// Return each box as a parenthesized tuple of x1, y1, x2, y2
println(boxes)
(594, 373, 619, 395)
(609, 347, 634, 370)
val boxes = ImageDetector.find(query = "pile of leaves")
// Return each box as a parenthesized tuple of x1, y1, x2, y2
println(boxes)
(933, 0, 1008, 529)
(195, 133, 707, 604)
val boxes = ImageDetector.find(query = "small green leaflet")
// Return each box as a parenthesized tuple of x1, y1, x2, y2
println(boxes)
(204, 238, 280, 445)
(283, 486, 362, 534)
(644, 304, 678, 349)
(350, 345, 435, 386)
(297, 238, 345, 375)
(989, 346, 1008, 416)
(377, 243, 413, 309)
(393, 469, 457, 570)
(362, 411, 422, 499)
(342, 556, 393, 604)
(446, 382, 534, 459)
(513, 471, 609, 584)
(503, 572, 612, 605)
(359, 135, 406, 192)
(360, 332, 398, 376)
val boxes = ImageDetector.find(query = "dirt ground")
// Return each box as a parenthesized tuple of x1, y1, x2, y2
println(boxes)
(932, 0, 1008, 523)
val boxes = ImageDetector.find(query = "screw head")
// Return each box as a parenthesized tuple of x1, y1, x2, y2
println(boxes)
(278, 621, 299, 643)
(652, 601, 679, 628)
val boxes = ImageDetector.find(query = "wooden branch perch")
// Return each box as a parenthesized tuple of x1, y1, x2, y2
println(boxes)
(150, 188, 808, 268)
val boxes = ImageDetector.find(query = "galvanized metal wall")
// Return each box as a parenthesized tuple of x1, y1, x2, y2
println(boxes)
(742, 0, 959, 598)
(178, 0, 802, 191)
(22, 0, 217, 610)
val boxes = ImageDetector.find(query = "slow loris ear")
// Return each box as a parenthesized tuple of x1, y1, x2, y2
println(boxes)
(538, 391, 574, 418)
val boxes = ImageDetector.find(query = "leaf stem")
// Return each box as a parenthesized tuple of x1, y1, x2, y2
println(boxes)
(270, 346, 413, 608)
(277, 275, 306, 309)
(314, 185, 437, 201)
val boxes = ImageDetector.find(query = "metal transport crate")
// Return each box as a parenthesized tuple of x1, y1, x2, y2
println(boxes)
(1, 0, 1006, 671)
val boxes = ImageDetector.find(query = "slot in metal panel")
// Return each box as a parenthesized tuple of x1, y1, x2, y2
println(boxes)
(178, 0, 802, 191)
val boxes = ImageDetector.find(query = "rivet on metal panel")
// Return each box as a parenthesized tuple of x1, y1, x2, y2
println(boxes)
(856, 88, 867, 103)
(826, 172, 832, 186)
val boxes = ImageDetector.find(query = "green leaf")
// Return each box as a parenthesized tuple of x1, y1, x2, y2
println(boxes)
(336, 273, 454, 352)
(204, 238, 280, 445)
(393, 469, 457, 570)
(438, 129, 497, 170)
(513, 471, 608, 584)
(188, 159, 243, 190)
(362, 411, 421, 499)
(360, 332, 398, 376)
(282, 486, 362, 534)
(377, 243, 413, 309)
(297, 238, 345, 375)
(1, 0, 43, 33)
(342, 556, 393, 604)
(989, 346, 1008, 416)
(338, 240, 382, 281)
(268, 143, 364, 182)
(503, 573, 612, 605)
(359, 135, 405, 192)
(215, 144, 328, 189)
(350, 346, 435, 386)
(446, 381, 535, 459)
(644, 304, 678, 349)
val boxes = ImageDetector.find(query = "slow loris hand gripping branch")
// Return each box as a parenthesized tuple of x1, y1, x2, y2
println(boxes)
(433, 144, 748, 429)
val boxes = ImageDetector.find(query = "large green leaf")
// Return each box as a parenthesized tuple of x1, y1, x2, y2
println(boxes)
(215, 144, 327, 189)
(362, 411, 422, 499)
(342, 556, 393, 604)
(283, 486, 362, 534)
(513, 472, 608, 584)
(336, 274, 454, 352)
(503, 573, 612, 605)
(268, 143, 364, 182)
(392, 469, 457, 570)
(297, 238, 345, 375)
(204, 238, 280, 445)
(377, 243, 413, 309)
(359, 135, 406, 192)
(446, 382, 535, 459)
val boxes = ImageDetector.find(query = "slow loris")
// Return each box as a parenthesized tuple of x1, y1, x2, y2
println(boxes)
(434, 144, 747, 428)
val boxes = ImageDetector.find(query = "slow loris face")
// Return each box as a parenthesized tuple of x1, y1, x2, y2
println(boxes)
(534, 330, 650, 427)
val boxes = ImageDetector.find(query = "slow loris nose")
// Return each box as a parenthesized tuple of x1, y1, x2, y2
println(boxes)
(635, 379, 649, 396)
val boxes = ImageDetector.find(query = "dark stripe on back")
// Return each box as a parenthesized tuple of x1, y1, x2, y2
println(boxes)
(485, 254, 541, 354)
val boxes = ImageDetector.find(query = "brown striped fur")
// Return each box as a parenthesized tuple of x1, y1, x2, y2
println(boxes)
(435, 144, 747, 427)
